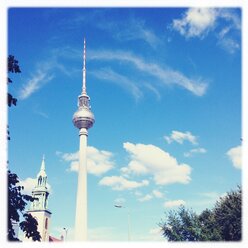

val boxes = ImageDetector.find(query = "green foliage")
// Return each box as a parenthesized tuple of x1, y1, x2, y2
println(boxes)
(214, 186, 242, 240)
(198, 209, 222, 241)
(8, 55, 20, 107)
(19, 214, 40, 241)
(7, 55, 41, 241)
(8, 170, 41, 241)
(160, 186, 242, 241)
(160, 206, 203, 241)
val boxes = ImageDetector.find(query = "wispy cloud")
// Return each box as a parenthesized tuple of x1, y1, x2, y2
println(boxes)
(184, 147, 207, 157)
(98, 18, 161, 49)
(58, 10, 161, 49)
(34, 110, 49, 119)
(89, 49, 208, 96)
(19, 70, 54, 100)
(90, 67, 143, 101)
(18, 48, 81, 100)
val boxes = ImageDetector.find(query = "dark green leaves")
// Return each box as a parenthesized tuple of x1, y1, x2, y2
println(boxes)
(8, 170, 41, 241)
(160, 186, 241, 241)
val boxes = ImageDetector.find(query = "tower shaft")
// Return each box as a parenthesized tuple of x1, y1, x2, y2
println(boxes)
(73, 38, 94, 241)
(75, 128, 88, 241)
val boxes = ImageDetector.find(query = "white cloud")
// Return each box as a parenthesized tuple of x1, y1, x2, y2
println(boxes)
(18, 177, 36, 195)
(89, 50, 208, 96)
(57, 146, 115, 176)
(61, 152, 78, 161)
(122, 142, 191, 185)
(99, 176, 149, 191)
(19, 177, 51, 195)
(172, 8, 217, 38)
(184, 147, 207, 157)
(152, 190, 164, 198)
(135, 190, 164, 202)
(171, 8, 241, 54)
(69, 160, 79, 172)
(138, 194, 153, 202)
(87, 146, 115, 175)
(164, 130, 198, 145)
(164, 200, 186, 208)
(120, 160, 148, 175)
(226, 145, 241, 169)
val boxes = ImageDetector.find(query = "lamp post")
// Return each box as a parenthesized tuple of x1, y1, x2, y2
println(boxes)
(63, 227, 68, 241)
(114, 205, 131, 241)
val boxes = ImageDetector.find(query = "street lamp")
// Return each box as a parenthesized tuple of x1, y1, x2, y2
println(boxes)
(63, 227, 68, 241)
(114, 205, 131, 241)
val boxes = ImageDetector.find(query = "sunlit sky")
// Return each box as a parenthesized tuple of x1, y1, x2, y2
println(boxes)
(7, 6, 242, 241)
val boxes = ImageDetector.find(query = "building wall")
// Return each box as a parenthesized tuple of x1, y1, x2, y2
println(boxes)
(23, 210, 51, 241)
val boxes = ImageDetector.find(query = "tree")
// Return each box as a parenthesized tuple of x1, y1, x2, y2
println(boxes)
(8, 171, 41, 241)
(214, 186, 242, 241)
(198, 209, 222, 241)
(7, 55, 41, 241)
(8, 55, 20, 107)
(160, 186, 242, 241)
(160, 206, 204, 241)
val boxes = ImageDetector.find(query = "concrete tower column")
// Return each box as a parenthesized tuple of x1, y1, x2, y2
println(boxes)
(75, 128, 88, 240)
(72, 38, 95, 241)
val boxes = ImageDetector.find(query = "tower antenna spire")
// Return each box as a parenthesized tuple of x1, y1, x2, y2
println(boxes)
(82, 38, 86, 95)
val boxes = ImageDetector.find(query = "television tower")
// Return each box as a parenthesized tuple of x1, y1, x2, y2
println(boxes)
(72, 38, 95, 241)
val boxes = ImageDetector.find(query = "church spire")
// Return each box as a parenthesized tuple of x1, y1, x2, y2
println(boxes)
(36, 155, 47, 187)
(82, 38, 87, 95)
(27, 155, 51, 242)
(40, 154, 45, 172)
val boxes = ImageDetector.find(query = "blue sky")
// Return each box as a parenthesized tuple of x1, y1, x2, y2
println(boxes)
(7, 7, 242, 241)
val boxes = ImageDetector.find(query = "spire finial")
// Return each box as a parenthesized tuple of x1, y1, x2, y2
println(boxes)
(41, 154, 45, 171)
(82, 38, 86, 94)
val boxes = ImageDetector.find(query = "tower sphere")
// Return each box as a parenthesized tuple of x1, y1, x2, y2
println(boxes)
(72, 38, 95, 131)
(73, 103, 95, 130)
